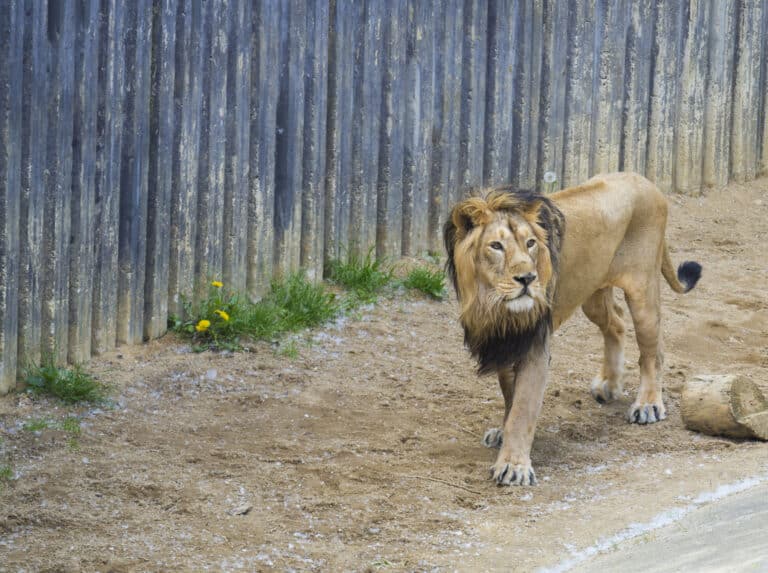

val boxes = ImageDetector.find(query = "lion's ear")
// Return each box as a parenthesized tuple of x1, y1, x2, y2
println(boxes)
(450, 198, 492, 235)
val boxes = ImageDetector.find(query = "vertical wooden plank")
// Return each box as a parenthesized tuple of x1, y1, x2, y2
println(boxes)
(483, 0, 517, 187)
(349, 0, 378, 257)
(646, 0, 682, 193)
(169, 0, 203, 314)
(42, 0, 75, 363)
(537, 0, 569, 190)
(675, 0, 710, 195)
(247, 0, 279, 295)
(300, 0, 329, 279)
(273, 0, 306, 276)
(761, 0, 768, 177)
(0, 0, 24, 392)
(458, 0, 486, 191)
(117, 0, 152, 345)
(144, 0, 176, 339)
(702, 0, 735, 188)
(92, 0, 124, 354)
(591, 0, 627, 176)
(730, 0, 763, 182)
(223, 0, 251, 293)
(512, 0, 544, 190)
(195, 0, 227, 298)
(19, 0, 47, 367)
(68, 0, 100, 362)
(427, 0, 463, 252)
(402, 0, 434, 256)
(323, 0, 355, 268)
(620, 0, 653, 174)
(375, 0, 406, 259)
(561, 0, 595, 188)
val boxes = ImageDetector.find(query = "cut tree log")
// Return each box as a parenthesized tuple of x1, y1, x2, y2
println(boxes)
(681, 375, 768, 440)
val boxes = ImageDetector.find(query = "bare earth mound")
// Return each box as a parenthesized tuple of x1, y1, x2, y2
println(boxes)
(1, 178, 767, 572)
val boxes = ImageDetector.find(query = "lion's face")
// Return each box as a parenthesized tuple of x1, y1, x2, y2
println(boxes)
(444, 188, 564, 373)
(471, 212, 547, 315)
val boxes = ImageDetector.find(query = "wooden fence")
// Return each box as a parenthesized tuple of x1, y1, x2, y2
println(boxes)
(1, 0, 767, 393)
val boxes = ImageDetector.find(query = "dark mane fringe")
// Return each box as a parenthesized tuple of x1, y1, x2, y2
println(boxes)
(467, 310, 552, 375)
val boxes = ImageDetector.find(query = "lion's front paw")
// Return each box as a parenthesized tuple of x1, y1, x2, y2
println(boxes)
(590, 377, 623, 404)
(628, 402, 666, 424)
(482, 428, 503, 449)
(490, 454, 536, 486)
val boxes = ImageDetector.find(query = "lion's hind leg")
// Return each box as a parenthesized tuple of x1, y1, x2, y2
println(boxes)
(624, 279, 666, 424)
(582, 287, 626, 403)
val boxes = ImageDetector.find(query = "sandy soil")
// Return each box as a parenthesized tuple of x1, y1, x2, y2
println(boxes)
(1, 178, 768, 573)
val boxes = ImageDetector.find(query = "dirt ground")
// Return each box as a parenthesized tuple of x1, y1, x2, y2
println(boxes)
(1, 178, 768, 573)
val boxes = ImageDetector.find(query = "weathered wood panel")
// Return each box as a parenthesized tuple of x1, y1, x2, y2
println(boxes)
(194, 0, 227, 299)
(300, 0, 329, 278)
(247, 0, 279, 294)
(168, 0, 203, 313)
(144, 0, 177, 339)
(675, 0, 710, 195)
(402, 0, 434, 256)
(68, 0, 100, 362)
(42, 0, 75, 362)
(223, 0, 251, 293)
(591, 0, 627, 176)
(620, 0, 654, 174)
(646, 0, 683, 193)
(702, 0, 736, 188)
(375, 0, 406, 259)
(116, 0, 152, 346)
(730, 0, 764, 182)
(18, 0, 47, 369)
(0, 0, 24, 392)
(91, 0, 124, 354)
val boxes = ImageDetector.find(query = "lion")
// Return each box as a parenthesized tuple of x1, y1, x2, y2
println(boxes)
(444, 172, 701, 486)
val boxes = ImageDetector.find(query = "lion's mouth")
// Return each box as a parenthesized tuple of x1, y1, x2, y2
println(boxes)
(505, 293, 535, 313)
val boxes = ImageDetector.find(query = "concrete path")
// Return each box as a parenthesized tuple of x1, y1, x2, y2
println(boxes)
(567, 483, 768, 572)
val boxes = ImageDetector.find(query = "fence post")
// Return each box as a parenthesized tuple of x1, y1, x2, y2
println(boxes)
(0, 0, 24, 393)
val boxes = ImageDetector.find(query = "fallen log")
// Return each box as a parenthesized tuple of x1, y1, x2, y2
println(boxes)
(681, 374, 768, 440)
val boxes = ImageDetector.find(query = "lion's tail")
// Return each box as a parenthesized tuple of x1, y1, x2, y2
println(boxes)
(661, 241, 702, 294)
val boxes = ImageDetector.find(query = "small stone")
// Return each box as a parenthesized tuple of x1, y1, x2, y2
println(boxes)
(232, 504, 252, 516)
(206, 369, 218, 380)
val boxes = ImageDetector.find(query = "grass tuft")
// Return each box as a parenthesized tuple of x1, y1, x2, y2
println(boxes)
(0, 464, 12, 483)
(402, 265, 447, 300)
(24, 362, 107, 404)
(170, 273, 339, 350)
(327, 249, 394, 304)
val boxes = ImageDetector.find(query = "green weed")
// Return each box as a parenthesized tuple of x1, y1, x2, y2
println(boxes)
(327, 249, 394, 304)
(402, 265, 447, 300)
(0, 464, 12, 483)
(24, 362, 107, 404)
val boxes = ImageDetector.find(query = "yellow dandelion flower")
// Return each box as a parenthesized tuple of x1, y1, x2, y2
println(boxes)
(214, 310, 230, 321)
(195, 319, 211, 332)
(211, 280, 224, 288)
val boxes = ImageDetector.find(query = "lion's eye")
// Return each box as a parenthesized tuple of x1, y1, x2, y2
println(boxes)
(490, 241, 503, 251)
(526, 238, 536, 249)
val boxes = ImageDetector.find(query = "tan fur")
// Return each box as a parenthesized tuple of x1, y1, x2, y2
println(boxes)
(446, 172, 701, 486)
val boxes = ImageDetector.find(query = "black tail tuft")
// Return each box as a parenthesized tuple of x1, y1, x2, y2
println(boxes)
(677, 261, 702, 293)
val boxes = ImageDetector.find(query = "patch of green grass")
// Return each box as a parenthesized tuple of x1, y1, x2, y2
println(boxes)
(170, 273, 339, 351)
(268, 273, 339, 331)
(60, 416, 82, 436)
(277, 339, 300, 359)
(327, 249, 394, 304)
(402, 265, 447, 300)
(22, 417, 55, 432)
(24, 362, 107, 404)
(0, 464, 12, 483)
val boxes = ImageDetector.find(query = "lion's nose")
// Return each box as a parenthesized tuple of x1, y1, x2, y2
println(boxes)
(514, 273, 537, 287)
